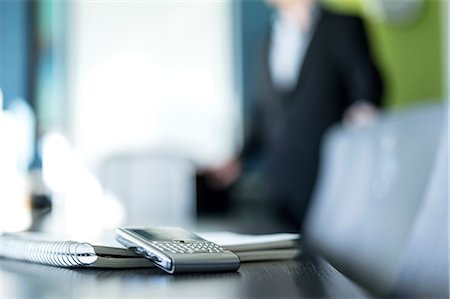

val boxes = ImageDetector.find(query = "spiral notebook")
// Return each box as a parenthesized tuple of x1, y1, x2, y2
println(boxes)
(0, 231, 300, 268)
(0, 233, 154, 268)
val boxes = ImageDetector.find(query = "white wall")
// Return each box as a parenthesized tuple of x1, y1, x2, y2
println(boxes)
(67, 1, 238, 172)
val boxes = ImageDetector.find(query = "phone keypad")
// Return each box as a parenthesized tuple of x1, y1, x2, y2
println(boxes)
(149, 241, 225, 254)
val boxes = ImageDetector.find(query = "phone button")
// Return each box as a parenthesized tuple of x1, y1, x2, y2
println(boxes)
(134, 247, 162, 262)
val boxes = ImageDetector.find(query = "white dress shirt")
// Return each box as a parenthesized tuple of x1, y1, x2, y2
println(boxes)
(269, 7, 320, 92)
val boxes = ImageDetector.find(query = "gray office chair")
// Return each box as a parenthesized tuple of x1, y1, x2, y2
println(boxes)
(391, 116, 448, 297)
(99, 152, 196, 228)
(304, 103, 448, 297)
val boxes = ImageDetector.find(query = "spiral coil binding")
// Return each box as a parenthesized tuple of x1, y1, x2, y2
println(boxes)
(0, 233, 98, 267)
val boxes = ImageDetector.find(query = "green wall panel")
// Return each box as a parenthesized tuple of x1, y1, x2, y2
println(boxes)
(325, 0, 445, 109)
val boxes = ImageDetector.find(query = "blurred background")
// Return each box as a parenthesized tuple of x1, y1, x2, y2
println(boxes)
(0, 0, 448, 239)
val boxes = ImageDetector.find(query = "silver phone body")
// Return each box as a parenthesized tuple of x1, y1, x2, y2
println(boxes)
(116, 227, 240, 274)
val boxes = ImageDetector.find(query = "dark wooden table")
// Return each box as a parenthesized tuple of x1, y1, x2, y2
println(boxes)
(0, 202, 373, 298)
(0, 253, 371, 299)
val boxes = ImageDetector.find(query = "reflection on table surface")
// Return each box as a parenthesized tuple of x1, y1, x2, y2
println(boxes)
(0, 255, 370, 299)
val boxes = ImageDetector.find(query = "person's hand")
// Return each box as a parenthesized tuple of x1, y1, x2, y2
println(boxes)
(203, 159, 241, 189)
(344, 101, 379, 127)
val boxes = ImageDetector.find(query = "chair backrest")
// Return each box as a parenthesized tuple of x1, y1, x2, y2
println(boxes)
(303, 103, 447, 297)
(99, 152, 196, 228)
(390, 116, 448, 297)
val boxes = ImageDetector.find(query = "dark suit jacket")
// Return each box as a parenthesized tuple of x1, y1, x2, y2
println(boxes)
(243, 7, 383, 230)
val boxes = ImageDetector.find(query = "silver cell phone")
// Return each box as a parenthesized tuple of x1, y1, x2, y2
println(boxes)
(116, 227, 240, 274)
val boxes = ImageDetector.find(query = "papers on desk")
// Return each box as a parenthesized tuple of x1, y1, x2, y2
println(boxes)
(0, 231, 301, 269)
(199, 232, 301, 262)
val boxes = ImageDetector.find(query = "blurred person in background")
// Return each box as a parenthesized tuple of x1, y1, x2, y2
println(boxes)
(200, 0, 383, 231)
